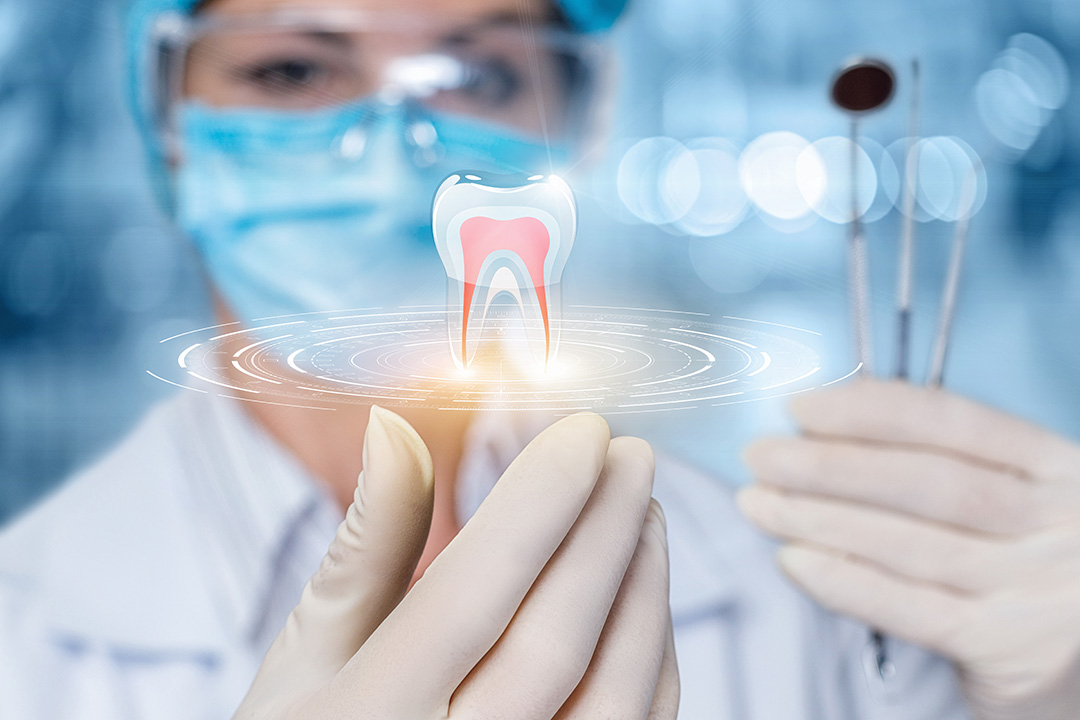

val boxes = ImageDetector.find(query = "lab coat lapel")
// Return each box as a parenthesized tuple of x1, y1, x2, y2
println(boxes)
(36, 400, 229, 654)
(652, 453, 818, 720)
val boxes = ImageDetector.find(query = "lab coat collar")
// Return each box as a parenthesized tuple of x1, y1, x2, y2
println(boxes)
(34, 392, 332, 656)
(29, 397, 742, 655)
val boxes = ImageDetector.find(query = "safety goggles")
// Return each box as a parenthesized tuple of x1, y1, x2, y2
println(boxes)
(147, 8, 608, 163)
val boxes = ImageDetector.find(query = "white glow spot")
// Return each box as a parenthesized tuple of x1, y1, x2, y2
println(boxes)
(740, 132, 821, 220)
(1004, 34, 1070, 110)
(672, 138, 749, 236)
(975, 67, 1044, 151)
(799, 136, 877, 224)
(617, 137, 690, 224)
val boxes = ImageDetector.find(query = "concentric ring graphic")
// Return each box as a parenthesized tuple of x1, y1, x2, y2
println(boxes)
(149, 305, 857, 413)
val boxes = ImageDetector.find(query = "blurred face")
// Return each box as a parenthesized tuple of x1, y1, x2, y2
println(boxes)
(183, 0, 568, 134)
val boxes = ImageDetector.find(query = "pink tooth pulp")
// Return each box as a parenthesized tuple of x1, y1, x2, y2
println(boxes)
(459, 216, 552, 365)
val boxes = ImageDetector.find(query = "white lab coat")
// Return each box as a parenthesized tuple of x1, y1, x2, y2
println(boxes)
(0, 392, 972, 719)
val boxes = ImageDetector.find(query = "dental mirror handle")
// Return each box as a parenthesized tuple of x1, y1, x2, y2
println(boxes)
(896, 59, 921, 381)
(849, 117, 873, 375)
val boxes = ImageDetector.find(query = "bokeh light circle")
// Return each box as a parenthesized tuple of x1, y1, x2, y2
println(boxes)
(881, 137, 986, 222)
(799, 136, 878, 224)
(670, 138, 749, 236)
(617, 137, 691, 224)
(976, 67, 1045, 152)
(740, 132, 823, 220)
(1002, 34, 1070, 111)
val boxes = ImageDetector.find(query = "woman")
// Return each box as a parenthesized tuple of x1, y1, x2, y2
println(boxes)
(2, 0, 1078, 717)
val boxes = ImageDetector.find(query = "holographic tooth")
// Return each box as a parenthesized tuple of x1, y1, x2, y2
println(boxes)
(432, 172, 577, 369)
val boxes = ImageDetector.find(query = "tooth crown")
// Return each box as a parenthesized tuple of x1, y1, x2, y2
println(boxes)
(431, 171, 578, 369)
(433, 172, 576, 282)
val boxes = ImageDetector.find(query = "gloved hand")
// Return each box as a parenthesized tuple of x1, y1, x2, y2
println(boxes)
(234, 405, 678, 720)
(739, 379, 1080, 720)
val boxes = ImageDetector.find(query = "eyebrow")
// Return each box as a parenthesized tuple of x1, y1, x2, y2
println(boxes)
(298, 29, 353, 50)
(443, 9, 555, 39)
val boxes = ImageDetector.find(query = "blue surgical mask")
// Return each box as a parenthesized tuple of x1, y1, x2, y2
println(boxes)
(174, 100, 566, 321)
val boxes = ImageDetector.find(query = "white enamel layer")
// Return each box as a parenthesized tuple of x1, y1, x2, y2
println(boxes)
(431, 173, 577, 369)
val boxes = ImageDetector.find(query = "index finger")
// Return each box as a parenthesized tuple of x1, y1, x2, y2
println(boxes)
(340, 412, 611, 715)
(790, 379, 1080, 480)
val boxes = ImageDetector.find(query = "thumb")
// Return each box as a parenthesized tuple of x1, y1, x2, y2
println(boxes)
(240, 405, 434, 709)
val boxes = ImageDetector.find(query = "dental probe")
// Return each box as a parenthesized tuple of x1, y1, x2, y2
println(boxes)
(831, 58, 896, 377)
(895, 60, 921, 381)
(928, 163, 980, 388)
(830, 57, 898, 698)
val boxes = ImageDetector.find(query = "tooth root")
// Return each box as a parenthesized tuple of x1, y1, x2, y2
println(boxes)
(450, 276, 556, 370)
(432, 172, 577, 371)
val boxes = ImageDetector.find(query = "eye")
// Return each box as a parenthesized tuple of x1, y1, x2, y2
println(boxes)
(457, 57, 521, 106)
(242, 58, 329, 94)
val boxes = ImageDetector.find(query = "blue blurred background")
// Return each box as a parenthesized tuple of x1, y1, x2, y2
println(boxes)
(2, 0, 1078, 523)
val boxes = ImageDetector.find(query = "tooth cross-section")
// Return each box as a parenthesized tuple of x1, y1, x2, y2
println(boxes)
(432, 172, 577, 370)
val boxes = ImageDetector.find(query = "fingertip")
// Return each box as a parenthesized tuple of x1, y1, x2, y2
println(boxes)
(609, 436, 656, 480)
(776, 544, 828, 583)
(742, 437, 781, 473)
(365, 405, 435, 490)
(787, 388, 832, 426)
(734, 485, 765, 521)
(567, 411, 612, 443)
(744, 437, 808, 483)
(789, 377, 913, 426)
(547, 411, 612, 474)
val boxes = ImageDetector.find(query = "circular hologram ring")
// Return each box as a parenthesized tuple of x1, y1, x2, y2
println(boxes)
(152, 306, 851, 413)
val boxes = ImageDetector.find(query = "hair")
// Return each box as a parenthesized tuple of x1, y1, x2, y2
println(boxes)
(194, 0, 570, 26)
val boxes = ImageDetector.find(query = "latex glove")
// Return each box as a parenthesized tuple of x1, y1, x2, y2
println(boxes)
(739, 379, 1080, 720)
(234, 406, 678, 720)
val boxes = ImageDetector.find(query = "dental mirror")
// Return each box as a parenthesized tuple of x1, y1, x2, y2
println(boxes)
(831, 58, 896, 113)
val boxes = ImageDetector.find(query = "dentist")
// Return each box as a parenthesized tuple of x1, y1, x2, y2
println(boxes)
(4, 0, 1061, 718)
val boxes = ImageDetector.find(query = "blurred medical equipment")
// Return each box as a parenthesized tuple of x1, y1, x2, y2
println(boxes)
(828, 56, 981, 399)
(895, 60, 920, 382)
(928, 164, 980, 388)
(829, 58, 895, 376)
(829, 54, 986, 698)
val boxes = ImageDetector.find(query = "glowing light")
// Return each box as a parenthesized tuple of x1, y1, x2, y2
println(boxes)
(740, 132, 822, 221)
(882, 137, 986, 222)
(975, 34, 1069, 155)
(798, 136, 878, 224)
(671, 138, 749, 236)
(976, 68, 1043, 151)
(152, 307, 846, 413)
(617, 137, 690, 224)
(1002, 34, 1070, 110)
